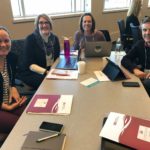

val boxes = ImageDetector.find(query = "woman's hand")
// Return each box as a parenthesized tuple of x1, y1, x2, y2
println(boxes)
(133, 68, 146, 78)
(145, 73, 150, 79)
(1, 96, 27, 111)
(9, 87, 20, 103)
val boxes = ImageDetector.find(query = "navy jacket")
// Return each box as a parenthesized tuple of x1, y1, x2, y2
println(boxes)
(121, 39, 150, 72)
(19, 32, 60, 76)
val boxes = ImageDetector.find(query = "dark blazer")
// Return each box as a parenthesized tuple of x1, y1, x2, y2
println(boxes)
(18, 32, 60, 89)
(121, 39, 150, 72)
(19, 32, 60, 75)
(0, 52, 17, 108)
(125, 14, 140, 35)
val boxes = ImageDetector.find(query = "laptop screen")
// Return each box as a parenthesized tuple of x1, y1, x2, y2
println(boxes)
(55, 55, 78, 70)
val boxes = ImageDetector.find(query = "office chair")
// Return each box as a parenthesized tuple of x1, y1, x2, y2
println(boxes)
(117, 19, 133, 53)
(130, 23, 142, 44)
(99, 30, 111, 41)
(99, 29, 117, 51)
(11, 39, 35, 96)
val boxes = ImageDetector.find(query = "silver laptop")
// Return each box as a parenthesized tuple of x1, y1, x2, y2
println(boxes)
(84, 41, 112, 57)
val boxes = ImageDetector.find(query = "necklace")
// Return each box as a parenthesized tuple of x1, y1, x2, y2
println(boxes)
(0, 58, 5, 72)
(84, 32, 95, 42)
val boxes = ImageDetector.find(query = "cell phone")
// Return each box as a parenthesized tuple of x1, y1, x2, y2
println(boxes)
(39, 121, 63, 133)
(122, 81, 140, 87)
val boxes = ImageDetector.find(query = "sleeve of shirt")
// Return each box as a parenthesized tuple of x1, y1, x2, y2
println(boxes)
(73, 31, 81, 50)
(121, 42, 141, 72)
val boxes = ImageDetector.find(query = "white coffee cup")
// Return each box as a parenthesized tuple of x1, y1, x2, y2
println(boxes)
(77, 61, 86, 74)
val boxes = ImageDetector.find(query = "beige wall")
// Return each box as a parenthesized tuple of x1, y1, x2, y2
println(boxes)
(1, 0, 150, 46)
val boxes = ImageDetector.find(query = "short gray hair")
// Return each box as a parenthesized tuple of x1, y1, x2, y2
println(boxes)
(0, 26, 10, 36)
(141, 16, 150, 24)
(34, 14, 53, 31)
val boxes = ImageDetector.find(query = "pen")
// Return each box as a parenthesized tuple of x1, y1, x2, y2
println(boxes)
(36, 133, 60, 142)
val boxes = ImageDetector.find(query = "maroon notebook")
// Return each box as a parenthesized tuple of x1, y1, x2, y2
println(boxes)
(26, 94, 73, 115)
(100, 112, 150, 150)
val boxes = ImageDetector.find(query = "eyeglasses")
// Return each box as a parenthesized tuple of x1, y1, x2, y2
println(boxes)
(0, 39, 10, 44)
(38, 21, 49, 25)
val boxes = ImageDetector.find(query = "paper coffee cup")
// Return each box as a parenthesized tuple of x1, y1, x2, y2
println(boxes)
(77, 61, 86, 74)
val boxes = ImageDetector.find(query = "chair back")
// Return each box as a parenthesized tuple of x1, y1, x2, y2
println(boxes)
(99, 30, 111, 41)
(117, 19, 126, 42)
(130, 23, 142, 44)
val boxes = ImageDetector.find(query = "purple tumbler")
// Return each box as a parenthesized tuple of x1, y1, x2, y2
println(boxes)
(64, 39, 70, 58)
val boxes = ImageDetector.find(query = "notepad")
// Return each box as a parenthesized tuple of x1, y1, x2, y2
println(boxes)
(21, 131, 66, 150)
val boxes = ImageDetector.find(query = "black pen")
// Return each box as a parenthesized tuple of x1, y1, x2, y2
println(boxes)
(36, 133, 60, 142)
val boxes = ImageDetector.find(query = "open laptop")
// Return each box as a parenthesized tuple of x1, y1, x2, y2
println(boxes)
(84, 41, 112, 57)
(55, 55, 78, 70)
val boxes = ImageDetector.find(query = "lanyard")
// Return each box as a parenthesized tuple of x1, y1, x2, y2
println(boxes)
(145, 47, 147, 69)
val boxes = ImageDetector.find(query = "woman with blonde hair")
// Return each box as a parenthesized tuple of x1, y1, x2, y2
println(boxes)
(125, 0, 142, 35)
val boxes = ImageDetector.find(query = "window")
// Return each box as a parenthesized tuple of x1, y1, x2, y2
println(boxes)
(148, 0, 150, 7)
(104, 0, 132, 11)
(10, 0, 91, 19)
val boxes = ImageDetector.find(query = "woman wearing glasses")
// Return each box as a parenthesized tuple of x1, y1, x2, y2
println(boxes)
(19, 14, 60, 90)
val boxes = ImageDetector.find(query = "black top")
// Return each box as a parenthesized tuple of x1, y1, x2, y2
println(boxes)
(19, 31, 60, 76)
(125, 14, 140, 35)
(121, 39, 150, 72)
(0, 52, 17, 108)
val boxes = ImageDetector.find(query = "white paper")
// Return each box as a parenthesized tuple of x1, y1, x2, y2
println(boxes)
(57, 95, 73, 114)
(94, 71, 110, 81)
(137, 125, 150, 142)
(80, 77, 99, 87)
(34, 99, 48, 108)
(46, 69, 78, 80)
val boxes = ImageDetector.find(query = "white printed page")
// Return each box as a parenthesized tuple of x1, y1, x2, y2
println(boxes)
(94, 71, 110, 81)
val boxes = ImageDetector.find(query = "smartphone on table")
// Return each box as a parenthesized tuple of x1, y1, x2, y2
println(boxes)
(122, 81, 140, 87)
(39, 121, 64, 133)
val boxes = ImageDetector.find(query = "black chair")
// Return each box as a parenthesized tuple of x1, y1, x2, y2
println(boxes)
(130, 23, 142, 44)
(100, 29, 117, 51)
(117, 19, 133, 53)
(11, 39, 35, 96)
(100, 30, 111, 41)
